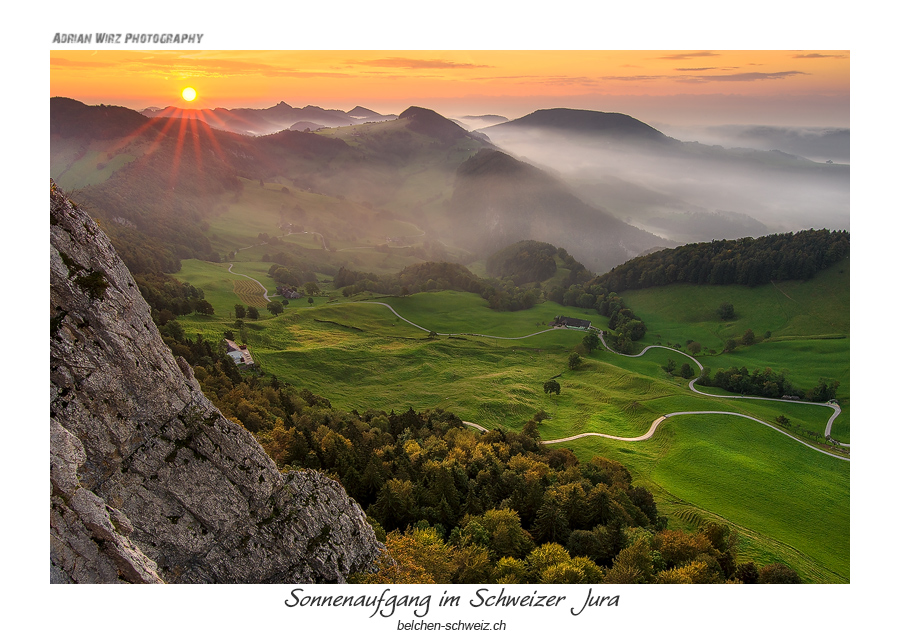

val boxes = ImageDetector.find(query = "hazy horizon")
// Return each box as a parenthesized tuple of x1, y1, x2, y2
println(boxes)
(51, 50, 850, 129)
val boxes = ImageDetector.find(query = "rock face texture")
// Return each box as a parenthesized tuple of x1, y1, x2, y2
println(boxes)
(50, 181, 380, 583)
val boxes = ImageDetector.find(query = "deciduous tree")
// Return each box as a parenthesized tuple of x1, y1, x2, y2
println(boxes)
(568, 352, 583, 371)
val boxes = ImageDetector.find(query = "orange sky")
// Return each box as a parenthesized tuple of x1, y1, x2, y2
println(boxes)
(50, 50, 849, 126)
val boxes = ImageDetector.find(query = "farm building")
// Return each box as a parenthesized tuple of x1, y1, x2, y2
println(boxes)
(554, 316, 592, 330)
(223, 339, 255, 366)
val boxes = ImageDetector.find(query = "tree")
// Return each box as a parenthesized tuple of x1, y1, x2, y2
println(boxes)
(735, 561, 759, 584)
(234, 304, 246, 319)
(758, 562, 801, 584)
(717, 302, 735, 320)
(582, 332, 600, 353)
(687, 341, 702, 355)
(741, 329, 756, 346)
(194, 299, 214, 315)
(723, 339, 736, 353)
(568, 352, 583, 371)
(305, 282, 320, 296)
(543, 379, 561, 395)
(308, 297, 314, 306)
(680, 363, 695, 379)
(662, 358, 676, 374)
(247, 306, 259, 320)
(266, 301, 284, 316)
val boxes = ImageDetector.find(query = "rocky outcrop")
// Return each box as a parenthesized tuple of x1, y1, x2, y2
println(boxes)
(50, 180, 380, 583)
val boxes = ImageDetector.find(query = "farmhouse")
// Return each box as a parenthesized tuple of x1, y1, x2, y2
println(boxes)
(223, 339, 255, 366)
(554, 316, 592, 330)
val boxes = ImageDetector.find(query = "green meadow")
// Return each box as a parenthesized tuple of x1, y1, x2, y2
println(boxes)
(173, 260, 850, 583)
(622, 260, 850, 443)
(565, 416, 849, 583)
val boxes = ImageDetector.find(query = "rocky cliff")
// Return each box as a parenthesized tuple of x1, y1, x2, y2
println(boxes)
(50, 180, 381, 583)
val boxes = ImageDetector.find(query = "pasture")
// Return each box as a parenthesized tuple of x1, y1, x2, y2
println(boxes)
(172, 265, 850, 582)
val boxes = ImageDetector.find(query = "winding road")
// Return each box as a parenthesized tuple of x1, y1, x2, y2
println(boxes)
(345, 300, 849, 461)
(356, 301, 559, 340)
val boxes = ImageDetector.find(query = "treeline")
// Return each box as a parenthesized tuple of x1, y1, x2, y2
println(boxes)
(597, 229, 849, 292)
(333, 262, 486, 298)
(134, 272, 214, 320)
(333, 261, 555, 313)
(333, 253, 647, 345)
(546, 282, 646, 352)
(698, 366, 840, 402)
(486, 240, 560, 284)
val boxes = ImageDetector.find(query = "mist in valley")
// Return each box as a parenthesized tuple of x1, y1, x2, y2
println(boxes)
(653, 123, 850, 164)
(477, 120, 850, 245)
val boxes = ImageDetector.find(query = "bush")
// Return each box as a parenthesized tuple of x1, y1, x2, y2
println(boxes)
(717, 302, 735, 320)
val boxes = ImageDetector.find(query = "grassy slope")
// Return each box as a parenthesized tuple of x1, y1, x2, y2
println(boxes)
(172, 261, 850, 583)
(622, 259, 850, 442)
(566, 416, 849, 582)
(50, 138, 138, 190)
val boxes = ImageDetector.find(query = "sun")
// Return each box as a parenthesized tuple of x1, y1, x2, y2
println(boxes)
(181, 87, 197, 102)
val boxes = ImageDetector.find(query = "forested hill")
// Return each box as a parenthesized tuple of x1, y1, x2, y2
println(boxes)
(597, 229, 849, 292)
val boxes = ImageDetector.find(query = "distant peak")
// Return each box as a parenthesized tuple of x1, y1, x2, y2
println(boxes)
(398, 106, 440, 119)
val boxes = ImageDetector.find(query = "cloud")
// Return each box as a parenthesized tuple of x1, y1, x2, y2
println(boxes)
(51, 57, 113, 69)
(678, 70, 809, 82)
(353, 57, 491, 70)
(600, 75, 668, 82)
(674, 67, 719, 71)
(656, 51, 720, 60)
(599, 69, 809, 84)
(51, 53, 351, 79)
(793, 53, 849, 59)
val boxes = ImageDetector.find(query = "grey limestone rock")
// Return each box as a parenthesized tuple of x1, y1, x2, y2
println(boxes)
(50, 180, 380, 583)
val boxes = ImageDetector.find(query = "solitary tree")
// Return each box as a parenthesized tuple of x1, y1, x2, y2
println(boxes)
(741, 329, 756, 346)
(582, 332, 600, 354)
(247, 306, 260, 320)
(234, 304, 246, 319)
(543, 379, 561, 395)
(308, 297, 314, 306)
(305, 282, 320, 296)
(680, 363, 695, 379)
(724, 339, 736, 353)
(717, 302, 735, 320)
(662, 358, 677, 374)
(568, 352, 583, 371)
(266, 301, 284, 316)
